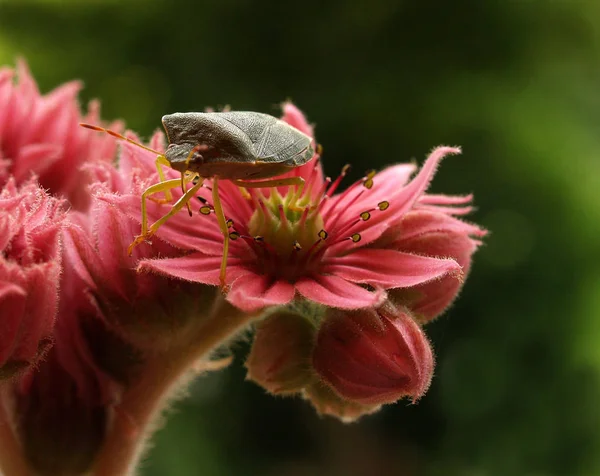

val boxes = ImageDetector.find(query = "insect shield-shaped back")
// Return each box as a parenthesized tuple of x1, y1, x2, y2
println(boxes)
(161, 112, 314, 180)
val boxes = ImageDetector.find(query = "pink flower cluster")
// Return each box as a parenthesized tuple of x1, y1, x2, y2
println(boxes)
(0, 59, 485, 472)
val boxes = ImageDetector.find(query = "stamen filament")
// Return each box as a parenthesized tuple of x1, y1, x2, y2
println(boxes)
(326, 164, 350, 197)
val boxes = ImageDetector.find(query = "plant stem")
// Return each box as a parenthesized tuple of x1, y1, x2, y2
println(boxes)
(92, 296, 256, 476)
(0, 389, 30, 476)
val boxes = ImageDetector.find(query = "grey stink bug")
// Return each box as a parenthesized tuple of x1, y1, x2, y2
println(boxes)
(81, 111, 315, 290)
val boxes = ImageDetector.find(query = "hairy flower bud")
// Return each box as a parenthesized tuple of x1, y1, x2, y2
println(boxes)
(312, 302, 434, 406)
(245, 310, 317, 395)
(0, 180, 66, 379)
(65, 199, 216, 352)
(0, 60, 121, 209)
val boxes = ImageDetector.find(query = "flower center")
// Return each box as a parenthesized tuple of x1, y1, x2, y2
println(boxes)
(247, 186, 325, 261)
(218, 161, 391, 283)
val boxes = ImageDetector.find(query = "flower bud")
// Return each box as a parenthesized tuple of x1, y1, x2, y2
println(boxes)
(245, 311, 317, 395)
(0, 180, 65, 379)
(0, 60, 121, 209)
(65, 201, 217, 352)
(312, 302, 434, 406)
(303, 382, 381, 423)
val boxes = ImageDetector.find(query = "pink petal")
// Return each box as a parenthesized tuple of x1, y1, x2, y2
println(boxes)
(138, 253, 250, 285)
(32, 81, 81, 140)
(296, 275, 386, 309)
(323, 249, 462, 288)
(0, 280, 27, 364)
(397, 210, 487, 241)
(392, 232, 480, 322)
(227, 276, 295, 312)
(417, 204, 474, 216)
(281, 102, 314, 138)
(91, 201, 137, 297)
(62, 225, 99, 289)
(419, 193, 473, 205)
(322, 163, 417, 223)
(14, 263, 59, 359)
(98, 191, 224, 254)
(386, 146, 461, 219)
(12, 143, 62, 183)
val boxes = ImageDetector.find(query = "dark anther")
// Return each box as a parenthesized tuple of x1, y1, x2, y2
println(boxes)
(378, 201, 390, 211)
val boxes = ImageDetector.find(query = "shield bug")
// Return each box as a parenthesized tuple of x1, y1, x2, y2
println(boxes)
(81, 111, 315, 290)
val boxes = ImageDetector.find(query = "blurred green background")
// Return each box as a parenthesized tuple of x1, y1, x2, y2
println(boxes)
(2, 0, 600, 475)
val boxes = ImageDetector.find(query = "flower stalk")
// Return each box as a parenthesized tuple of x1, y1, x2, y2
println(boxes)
(0, 390, 29, 476)
(92, 295, 256, 476)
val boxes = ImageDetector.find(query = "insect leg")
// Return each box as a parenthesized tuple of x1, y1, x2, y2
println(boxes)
(145, 177, 205, 237)
(180, 146, 204, 215)
(150, 155, 174, 203)
(128, 178, 185, 256)
(211, 177, 230, 292)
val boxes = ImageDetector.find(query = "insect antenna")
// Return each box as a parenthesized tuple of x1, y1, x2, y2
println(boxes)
(80, 123, 163, 156)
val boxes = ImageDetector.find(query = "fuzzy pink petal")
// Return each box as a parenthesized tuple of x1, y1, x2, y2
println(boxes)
(329, 148, 461, 246)
(418, 193, 473, 205)
(322, 163, 417, 223)
(138, 253, 250, 285)
(12, 143, 62, 182)
(31, 81, 81, 141)
(384, 147, 461, 219)
(227, 276, 295, 312)
(281, 102, 314, 138)
(97, 188, 235, 256)
(62, 225, 100, 290)
(392, 231, 479, 321)
(91, 201, 137, 297)
(0, 280, 27, 364)
(4, 262, 60, 366)
(397, 210, 487, 241)
(324, 249, 462, 288)
(119, 139, 163, 180)
(416, 204, 474, 216)
(296, 275, 385, 309)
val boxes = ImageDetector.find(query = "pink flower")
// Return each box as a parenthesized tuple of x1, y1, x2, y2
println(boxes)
(64, 131, 216, 350)
(105, 103, 474, 313)
(0, 179, 66, 379)
(311, 302, 434, 405)
(0, 60, 120, 209)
